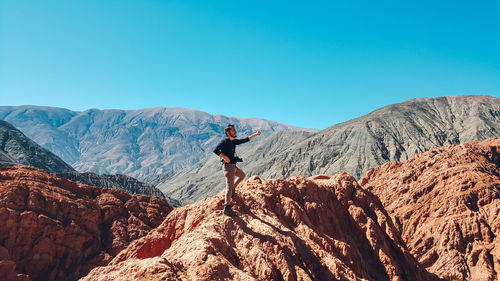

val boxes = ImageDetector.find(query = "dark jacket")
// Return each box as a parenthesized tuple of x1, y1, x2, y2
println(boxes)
(213, 137, 250, 164)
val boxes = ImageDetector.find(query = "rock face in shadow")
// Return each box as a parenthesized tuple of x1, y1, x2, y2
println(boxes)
(0, 166, 172, 281)
(0, 120, 74, 173)
(361, 138, 500, 281)
(82, 173, 440, 281)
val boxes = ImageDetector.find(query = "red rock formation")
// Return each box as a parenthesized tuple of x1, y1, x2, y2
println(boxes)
(361, 139, 500, 281)
(0, 166, 172, 281)
(82, 172, 440, 280)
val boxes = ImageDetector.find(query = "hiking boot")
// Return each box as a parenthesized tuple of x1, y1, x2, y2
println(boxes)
(223, 205, 236, 217)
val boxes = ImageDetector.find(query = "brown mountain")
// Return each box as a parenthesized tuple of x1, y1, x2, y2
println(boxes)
(82, 173, 440, 280)
(0, 166, 172, 281)
(361, 138, 500, 280)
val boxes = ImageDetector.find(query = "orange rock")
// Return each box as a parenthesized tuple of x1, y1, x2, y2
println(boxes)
(83, 173, 440, 280)
(0, 166, 172, 281)
(361, 138, 500, 281)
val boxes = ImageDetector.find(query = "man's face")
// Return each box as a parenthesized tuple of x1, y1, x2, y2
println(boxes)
(229, 127, 237, 138)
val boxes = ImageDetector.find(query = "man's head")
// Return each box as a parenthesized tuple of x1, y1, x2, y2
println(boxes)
(224, 124, 237, 138)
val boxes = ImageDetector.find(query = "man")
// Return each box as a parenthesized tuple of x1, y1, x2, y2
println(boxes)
(213, 124, 261, 216)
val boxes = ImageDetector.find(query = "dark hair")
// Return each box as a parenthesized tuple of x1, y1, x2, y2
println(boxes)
(224, 124, 235, 136)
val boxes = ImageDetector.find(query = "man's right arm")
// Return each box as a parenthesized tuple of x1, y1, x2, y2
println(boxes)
(213, 141, 230, 163)
(218, 153, 230, 163)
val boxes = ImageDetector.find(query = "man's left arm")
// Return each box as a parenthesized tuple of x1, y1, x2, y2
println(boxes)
(248, 130, 261, 141)
(234, 130, 262, 144)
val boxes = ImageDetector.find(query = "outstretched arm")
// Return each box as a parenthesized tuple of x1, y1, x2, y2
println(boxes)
(249, 130, 261, 141)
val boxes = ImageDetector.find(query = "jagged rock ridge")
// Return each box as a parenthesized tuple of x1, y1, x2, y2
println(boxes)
(0, 166, 172, 281)
(361, 138, 500, 280)
(57, 171, 170, 201)
(82, 173, 440, 281)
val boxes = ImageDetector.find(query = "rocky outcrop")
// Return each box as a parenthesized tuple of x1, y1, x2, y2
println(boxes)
(56, 171, 176, 204)
(361, 139, 500, 280)
(0, 166, 172, 281)
(82, 172, 440, 280)
(0, 106, 311, 178)
(159, 95, 500, 205)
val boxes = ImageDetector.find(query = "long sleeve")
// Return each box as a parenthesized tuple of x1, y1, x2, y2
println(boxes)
(233, 137, 250, 145)
(213, 140, 225, 155)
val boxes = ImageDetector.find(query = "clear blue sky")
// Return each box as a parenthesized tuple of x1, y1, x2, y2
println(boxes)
(1, 0, 499, 129)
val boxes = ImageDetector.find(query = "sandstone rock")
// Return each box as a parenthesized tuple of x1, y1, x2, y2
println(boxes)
(0, 166, 172, 281)
(361, 138, 500, 280)
(82, 173, 440, 280)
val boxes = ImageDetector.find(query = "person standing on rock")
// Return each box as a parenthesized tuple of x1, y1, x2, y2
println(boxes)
(213, 124, 261, 216)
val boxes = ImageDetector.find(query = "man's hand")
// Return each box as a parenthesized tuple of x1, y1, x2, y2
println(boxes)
(249, 130, 261, 140)
(219, 153, 230, 163)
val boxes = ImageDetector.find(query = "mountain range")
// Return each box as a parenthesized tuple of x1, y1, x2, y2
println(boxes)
(0, 119, 169, 201)
(158, 95, 500, 204)
(0, 106, 310, 179)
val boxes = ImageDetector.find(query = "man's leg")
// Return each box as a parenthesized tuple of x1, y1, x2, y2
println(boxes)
(223, 164, 236, 205)
(233, 166, 246, 190)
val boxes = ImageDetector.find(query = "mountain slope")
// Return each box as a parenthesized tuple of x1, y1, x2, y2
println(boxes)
(82, 173, 440, 281)
(0, 120, 169, 199)
(249, 95, 500, 179)
(161, 95, 500, 205)
(0, 120, 74, 173)
(0, 106, 311, 178)
(361, 139, 500, 280)
(0, 166, 172, 281)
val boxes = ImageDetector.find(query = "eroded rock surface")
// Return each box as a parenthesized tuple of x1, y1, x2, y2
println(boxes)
(83, 173, 439, 281)
(0, 166, 172, 281)
(361, 139, 500, 280)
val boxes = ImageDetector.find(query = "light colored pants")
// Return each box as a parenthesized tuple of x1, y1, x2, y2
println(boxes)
(223, 163, 246, 205)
